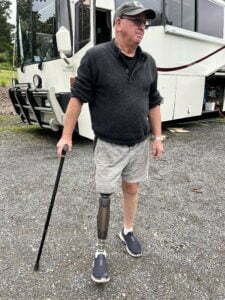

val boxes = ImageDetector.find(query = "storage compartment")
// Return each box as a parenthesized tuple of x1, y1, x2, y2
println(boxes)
(203, 73, 225, 113)
(173, 75, 205, 119)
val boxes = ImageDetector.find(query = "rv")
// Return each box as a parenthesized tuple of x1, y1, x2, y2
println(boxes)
(9, 0, 225, 139)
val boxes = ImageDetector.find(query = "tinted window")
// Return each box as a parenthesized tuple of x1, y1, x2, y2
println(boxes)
(17, 0, 59, 65)
(115, 0, 162, 12)
(165, 0, 224, 39)
(75, 0, 91, 53)
(165, 0, 182, 27)
(182, 0, 195, 31)
(198, 0, 224, 38)
(165, 0, 195, 29)
(115, 0, 163, 26)
(32, 0, 58, 62)
(17, 0, 33, 64)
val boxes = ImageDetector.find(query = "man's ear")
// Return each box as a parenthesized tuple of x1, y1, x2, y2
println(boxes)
(115, 17, 122, 31)
(115, 17, 121, 26)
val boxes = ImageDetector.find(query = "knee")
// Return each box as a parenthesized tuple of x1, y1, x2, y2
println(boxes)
(122, 182, 139, 196)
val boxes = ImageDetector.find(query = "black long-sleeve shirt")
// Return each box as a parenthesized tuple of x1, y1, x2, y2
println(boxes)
(71, 40, 163, 146)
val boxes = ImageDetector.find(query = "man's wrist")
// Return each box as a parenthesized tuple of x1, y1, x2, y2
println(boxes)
(151, 135, 162, 141)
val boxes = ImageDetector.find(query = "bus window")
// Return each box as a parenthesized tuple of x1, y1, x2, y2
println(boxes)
(197, 0, 224, 39)
(115, 0, 162, 12)
(182, 0, 195, 31)
(115, 0, 163, 26)
(165, 0, 182, 27)
(17, 0, 59, 65)
(17, 0, 33, 65)
(32, 0, 58, 62)
(165, 0, 224, 39)
(75, 0, 91, 53)
(165, 0, 195, 30)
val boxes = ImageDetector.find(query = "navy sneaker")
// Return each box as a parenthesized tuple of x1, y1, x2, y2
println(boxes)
(91, 250, 110, 283)
(118, 230, 142, 257)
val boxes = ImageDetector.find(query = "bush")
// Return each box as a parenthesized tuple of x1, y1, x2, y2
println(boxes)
(0, 62, 12, 70)
(0, 52, 7, 63)
(0, 51, 13, 68)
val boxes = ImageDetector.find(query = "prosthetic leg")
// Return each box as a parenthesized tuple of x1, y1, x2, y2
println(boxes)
(97, 193, 111, 251)
(91, 193, 111, 283)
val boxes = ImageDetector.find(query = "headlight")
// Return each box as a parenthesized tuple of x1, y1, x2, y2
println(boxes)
(33, 75, 42, 88)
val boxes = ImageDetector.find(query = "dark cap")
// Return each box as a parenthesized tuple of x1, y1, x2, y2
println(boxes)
(114, 1, 156, 22)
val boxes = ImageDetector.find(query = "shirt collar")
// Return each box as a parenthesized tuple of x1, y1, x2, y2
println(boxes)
(111, 39, 146, 61)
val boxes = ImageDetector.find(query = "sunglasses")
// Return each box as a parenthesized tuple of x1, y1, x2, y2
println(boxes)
(120, 16, 151, 29)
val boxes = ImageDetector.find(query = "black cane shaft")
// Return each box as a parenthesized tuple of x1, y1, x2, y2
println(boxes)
(34, 145, 68, 271)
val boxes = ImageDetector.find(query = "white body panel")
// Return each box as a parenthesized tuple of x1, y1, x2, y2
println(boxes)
(142, 26, 225, 76)
(173, 76, 205, 119)
(158, 75, 176, 122)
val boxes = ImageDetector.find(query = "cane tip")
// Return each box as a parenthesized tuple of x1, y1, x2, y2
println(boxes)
(34, 264, 39, 272)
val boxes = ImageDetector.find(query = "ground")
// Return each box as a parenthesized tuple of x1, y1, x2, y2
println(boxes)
(1, 107, 225, 299)
(0, 87, 15, 115)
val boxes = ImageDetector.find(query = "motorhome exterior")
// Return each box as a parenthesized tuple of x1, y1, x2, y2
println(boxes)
(9, 0, 225, 139)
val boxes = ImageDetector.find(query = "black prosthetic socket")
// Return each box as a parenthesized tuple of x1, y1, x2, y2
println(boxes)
(97, 193, 111, 240)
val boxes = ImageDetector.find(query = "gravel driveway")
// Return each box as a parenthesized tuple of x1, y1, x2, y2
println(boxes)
(1, 111, 225, 299)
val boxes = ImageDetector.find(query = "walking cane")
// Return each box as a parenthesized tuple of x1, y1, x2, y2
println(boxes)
(34, 144, 69, 271)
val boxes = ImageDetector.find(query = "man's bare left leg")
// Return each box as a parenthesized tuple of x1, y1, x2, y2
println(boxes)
(119, 182, 142, 257)
(122, 182, 139, 231)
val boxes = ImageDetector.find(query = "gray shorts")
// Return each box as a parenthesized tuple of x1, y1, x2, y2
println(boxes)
(94, 138, 150, 194)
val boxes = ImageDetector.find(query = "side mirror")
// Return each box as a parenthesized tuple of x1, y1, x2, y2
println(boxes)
(56, 26, 72, 57)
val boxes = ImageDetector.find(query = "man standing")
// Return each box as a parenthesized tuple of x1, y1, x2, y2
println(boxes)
(57, 1, 164, 283)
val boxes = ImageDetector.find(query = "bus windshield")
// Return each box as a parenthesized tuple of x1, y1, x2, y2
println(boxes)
(17, 0, 59, 65)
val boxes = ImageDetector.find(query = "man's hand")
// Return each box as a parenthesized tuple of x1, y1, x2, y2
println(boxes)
(56, 98, 82, 157)
(151, 140, 164, 158)
(57, 138, 72, 157)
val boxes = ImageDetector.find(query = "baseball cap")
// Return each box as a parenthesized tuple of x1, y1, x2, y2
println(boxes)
(114, 1, 156, 23)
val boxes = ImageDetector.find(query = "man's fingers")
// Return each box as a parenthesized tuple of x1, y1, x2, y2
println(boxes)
(57, 145, 63, 157)
(56, 142, 72, 157)
(152, 147, 163, 158)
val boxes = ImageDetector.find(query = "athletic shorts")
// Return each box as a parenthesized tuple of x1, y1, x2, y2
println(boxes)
(94, 138, 150, 194)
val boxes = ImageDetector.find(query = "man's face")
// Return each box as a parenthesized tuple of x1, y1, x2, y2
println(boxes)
(116, 13, 147, 46)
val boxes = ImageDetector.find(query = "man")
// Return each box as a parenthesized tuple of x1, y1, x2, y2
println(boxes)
(57, 1, 164, 283)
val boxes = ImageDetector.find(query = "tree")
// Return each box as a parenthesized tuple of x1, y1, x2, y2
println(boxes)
(0, 0, 14, 63)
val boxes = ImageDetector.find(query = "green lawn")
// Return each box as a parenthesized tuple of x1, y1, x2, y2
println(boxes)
(0, 68, 15, 87)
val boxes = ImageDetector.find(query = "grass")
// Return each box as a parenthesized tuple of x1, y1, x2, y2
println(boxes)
(0, 115, 16, 121)
(0, 115, 39, 133)
(0, 62, 16, 87)
(0, 124, 38, 133)
(0, 68, 15, 87)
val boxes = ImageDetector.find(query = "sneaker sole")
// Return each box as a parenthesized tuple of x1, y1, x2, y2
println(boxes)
(118, 232, 142, 258)
(91, 274, 110, 283)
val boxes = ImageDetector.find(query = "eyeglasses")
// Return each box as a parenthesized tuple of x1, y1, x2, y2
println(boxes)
(121, 16, 151, 29)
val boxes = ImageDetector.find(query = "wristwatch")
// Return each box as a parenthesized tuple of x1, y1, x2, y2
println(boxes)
(151, 135, 162, 141)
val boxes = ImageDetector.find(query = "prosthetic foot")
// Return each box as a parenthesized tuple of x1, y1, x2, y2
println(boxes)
(91, 193, 111, 283)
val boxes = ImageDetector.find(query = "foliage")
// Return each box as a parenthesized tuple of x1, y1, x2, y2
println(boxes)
(0, 0, 15, 64)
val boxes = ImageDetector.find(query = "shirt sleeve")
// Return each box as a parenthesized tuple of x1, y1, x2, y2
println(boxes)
(71, 52, 94, 104)
(149, 60, 164, 110)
